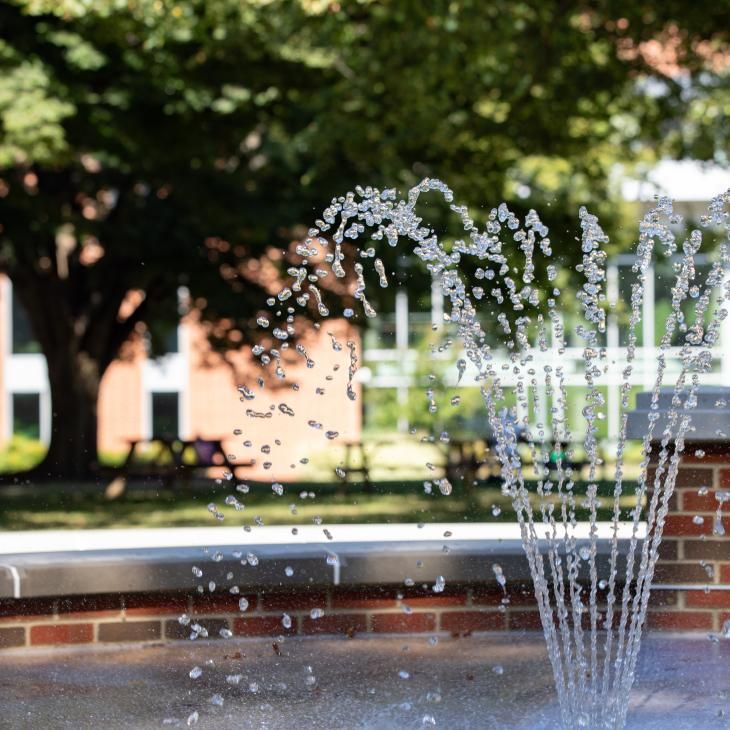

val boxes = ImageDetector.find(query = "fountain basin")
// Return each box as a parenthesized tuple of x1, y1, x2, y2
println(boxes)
(8, 522, 709, 655)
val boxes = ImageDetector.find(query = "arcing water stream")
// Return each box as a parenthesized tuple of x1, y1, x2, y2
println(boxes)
(236, 181, 730, 729)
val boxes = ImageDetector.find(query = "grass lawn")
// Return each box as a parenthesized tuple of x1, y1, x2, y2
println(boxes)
(0, 478, 641, 531)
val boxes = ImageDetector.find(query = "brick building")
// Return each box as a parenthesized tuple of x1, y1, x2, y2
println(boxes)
(0, 274, 361, 480)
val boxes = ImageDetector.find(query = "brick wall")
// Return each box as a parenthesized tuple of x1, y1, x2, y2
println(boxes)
(649, 442, 730, 632)
(0, 581, 698, 651)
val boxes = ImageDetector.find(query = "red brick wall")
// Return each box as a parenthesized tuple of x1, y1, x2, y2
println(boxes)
(648, 444, 730, 632)
(0, 581, 703, 651)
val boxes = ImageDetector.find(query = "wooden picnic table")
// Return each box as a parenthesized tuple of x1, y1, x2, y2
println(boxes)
(441, 437, 499, 486)
(335, 439, 400, 493)
(336, 440, 377, 492)
(440, 435, 592, 487)
(119, 436, 252, 485)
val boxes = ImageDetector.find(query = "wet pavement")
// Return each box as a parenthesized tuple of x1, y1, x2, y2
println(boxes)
(0, 633, 728, 729)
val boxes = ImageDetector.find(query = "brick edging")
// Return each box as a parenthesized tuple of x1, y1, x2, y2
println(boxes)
(1, 582, 723, 650)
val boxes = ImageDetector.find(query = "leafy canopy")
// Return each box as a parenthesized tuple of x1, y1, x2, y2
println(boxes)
(0, 0, 727, 349)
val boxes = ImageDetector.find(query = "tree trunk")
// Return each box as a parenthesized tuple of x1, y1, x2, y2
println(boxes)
(36, 352, 102, 481)
(6, 253, 151, 483)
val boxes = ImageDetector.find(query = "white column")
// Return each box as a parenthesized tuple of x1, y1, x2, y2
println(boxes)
(551, 312, 567, 441)
(39, 390, 52, 445)
(723, 266, 730, 384)
(395, 289, 409, 433)
(642, 265, 655, 391)
(430, 277, 443, 328)
(606, 263, 620, 445)
(177, 322, 190, 439)
(0, 276, 10, 442)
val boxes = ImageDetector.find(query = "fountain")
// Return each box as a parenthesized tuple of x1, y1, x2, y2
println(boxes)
(237, 180, 730, 729)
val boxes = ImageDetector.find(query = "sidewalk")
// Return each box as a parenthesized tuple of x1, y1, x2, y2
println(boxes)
(0, 633, 725, 729)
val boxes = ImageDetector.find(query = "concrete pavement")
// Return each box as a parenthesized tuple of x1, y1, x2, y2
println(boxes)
(0, 633, 726, 729)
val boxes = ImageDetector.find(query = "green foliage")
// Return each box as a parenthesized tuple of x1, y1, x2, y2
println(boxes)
(0, 53, 74, 166)
(0, 435, 46, 472)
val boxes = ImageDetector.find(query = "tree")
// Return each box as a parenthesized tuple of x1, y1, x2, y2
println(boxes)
(0, 0, 726, 479)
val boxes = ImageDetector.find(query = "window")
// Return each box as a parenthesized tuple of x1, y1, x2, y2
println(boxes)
(12, 393, 41, 439)
(164, 327, 179, 354)
(151, 392, 179, 438)
(12, 291, 41, 354)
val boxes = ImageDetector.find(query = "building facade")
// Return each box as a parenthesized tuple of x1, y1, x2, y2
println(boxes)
(0, 276, 361, 480)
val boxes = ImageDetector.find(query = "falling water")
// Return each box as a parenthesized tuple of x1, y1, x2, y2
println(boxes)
(235, 180, 730, 729)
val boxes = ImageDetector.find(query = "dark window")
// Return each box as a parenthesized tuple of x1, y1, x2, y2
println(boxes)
(12, 393, 41, 439)
(164, 327, 179, 354)
(151, 392, 179, 438)
(12, 291, 41, 354)
(142, 325, 179, 356)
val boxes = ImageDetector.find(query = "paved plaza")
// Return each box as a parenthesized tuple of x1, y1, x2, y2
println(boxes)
(0, 633, 727, 729)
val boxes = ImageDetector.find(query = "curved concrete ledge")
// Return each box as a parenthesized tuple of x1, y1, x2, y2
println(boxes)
(0, 522, 645, 599)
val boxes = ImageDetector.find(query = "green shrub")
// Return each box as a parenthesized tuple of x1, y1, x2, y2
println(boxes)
(0, 435, 46, 472)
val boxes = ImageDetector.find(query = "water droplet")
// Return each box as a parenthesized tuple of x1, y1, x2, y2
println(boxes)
(189, 666, 203, 679)
(714, 513, 726, 536)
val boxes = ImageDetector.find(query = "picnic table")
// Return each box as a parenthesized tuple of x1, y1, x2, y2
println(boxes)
(335, 440, 382, 493)
(335, 439, 416, 493)
(118, 436, 252, 486)
(441, 437, 499, 485)
(440, 435, 592, 488)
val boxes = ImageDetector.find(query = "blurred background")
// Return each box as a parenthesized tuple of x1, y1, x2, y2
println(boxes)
(0, 0, 728, 530)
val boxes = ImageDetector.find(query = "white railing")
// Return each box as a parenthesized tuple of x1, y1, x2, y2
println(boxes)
(363, 344, 729, 442)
